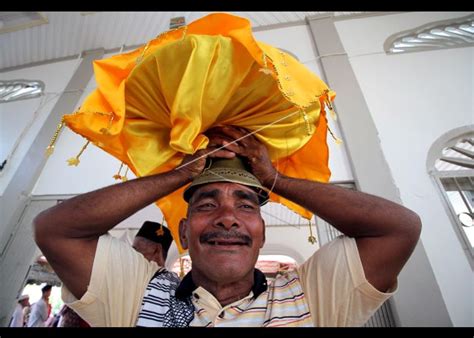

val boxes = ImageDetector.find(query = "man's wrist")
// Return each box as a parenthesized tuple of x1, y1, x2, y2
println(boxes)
(173, 165, 199, 183)
(261, 170, 280, 189)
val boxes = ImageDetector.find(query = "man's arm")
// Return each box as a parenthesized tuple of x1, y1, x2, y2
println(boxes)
(34, 147, 234, 299)
(209, 126, 421, 292)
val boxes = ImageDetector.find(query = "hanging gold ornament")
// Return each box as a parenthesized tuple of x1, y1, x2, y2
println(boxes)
(307, 219, 317, 245)
(45, 118, 65, 156)
(66, 140, 90, 167)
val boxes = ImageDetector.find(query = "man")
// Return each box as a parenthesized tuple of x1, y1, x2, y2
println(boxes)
(33, 126, 421, 326)
(9, 294, 30, 327)
(132, 221, 173, 267)
(27, 284, 52, 327)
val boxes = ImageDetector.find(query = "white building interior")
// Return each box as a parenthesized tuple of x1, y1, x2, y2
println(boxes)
(0, 11, 472, 327)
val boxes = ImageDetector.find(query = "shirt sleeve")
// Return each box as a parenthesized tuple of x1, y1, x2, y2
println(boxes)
(61, 234, 159, 327)
(297, 236, 398, 327)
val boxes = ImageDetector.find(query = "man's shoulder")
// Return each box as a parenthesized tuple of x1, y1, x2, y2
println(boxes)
(271, 269, 302, 288)
(306, 235, 354, 261)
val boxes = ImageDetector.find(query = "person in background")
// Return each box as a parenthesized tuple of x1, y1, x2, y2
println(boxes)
(27, 284, 52, 327)
(132, 221, 173, 267)
(9, 294, 30, 327)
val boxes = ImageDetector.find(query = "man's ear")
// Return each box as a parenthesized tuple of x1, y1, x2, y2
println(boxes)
(261, 218, 266, 248)
(153, 244, 165, 267)
(179, 219, 188, 250)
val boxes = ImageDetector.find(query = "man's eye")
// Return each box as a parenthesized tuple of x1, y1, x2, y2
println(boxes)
(197, 203, 215, 209)
(239, 204, 255, 210)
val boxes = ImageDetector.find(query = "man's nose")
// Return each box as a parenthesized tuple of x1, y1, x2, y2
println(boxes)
(214, 205, 239, 230)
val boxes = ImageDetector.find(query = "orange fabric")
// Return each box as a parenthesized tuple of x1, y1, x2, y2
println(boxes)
(61, 13, 335, 252)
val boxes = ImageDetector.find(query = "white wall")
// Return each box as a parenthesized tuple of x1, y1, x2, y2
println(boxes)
(31, 53, 136, 196)
(0, 59, 80, 195)
(335, 11, 473, 326)
(4, 13, 471, 325)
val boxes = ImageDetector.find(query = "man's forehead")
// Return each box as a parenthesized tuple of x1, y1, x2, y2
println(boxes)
(192, 182, 258, 199)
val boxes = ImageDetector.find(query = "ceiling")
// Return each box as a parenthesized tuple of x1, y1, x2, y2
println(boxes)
(0, 11, 367, 72)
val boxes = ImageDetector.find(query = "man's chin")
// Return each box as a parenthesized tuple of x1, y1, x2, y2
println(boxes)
(201, 261, 254, 282)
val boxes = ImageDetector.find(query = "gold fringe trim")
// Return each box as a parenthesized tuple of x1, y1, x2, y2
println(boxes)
(136, 25, 188, 65)
(301, 109, 312, 136)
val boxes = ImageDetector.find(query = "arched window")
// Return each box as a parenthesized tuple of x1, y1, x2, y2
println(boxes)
(384, 14, 474, 55)
(427, 126, 474, 260)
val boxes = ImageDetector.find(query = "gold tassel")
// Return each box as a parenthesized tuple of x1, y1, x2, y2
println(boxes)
(307, 219, 317, 244)
(113, 162, 130, 181)
(327, 125, 343, 145)
(99, 113, 115, 136)
(45, 118, 65, 156)
(259, 52, 274, 75)
(324, 90, 337, 121)
(67, 140, 90, 166)
(121, 166, 129, 182)
(328, 101, 337, 121)
(135, 41, 151, 64)
(113, 162, 124, 180)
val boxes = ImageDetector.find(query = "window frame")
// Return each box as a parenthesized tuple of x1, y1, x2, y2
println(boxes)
(427, 126, 474, 265)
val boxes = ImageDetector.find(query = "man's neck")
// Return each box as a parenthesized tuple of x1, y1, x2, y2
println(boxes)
(191, 270, 254, 307)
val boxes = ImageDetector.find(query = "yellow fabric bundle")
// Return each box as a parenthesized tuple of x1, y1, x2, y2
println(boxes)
(62, 13, 335, 252)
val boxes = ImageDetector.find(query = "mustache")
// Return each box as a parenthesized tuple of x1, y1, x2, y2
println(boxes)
(200, 230, 252, 245)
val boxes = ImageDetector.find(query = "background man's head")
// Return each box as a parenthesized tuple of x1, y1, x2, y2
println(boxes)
(18, 294, 30, 307)
(133, 221, 173, 266)
(41, 284, 52, 299)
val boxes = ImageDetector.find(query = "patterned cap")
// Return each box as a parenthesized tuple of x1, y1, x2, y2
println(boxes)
(183, 156, 269, 205)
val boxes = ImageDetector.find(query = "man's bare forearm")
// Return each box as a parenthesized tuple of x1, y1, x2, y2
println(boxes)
(35, 168, 192, 239)
(271, 174, 420, 239)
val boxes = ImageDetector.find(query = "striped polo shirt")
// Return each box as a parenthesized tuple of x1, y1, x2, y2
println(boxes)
(136, 268, 312, 327)
(179, 269, 312, 327)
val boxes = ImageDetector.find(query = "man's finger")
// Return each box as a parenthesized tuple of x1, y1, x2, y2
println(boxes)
(219, 125, 247, 140)
(208, 149, 236, 159)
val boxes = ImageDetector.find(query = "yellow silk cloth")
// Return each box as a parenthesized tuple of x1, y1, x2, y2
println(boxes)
(62, 13, 335, 252)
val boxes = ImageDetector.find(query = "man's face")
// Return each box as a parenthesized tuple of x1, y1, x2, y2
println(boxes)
(180, 182, 265, 284)
(132, 237, 165, 267)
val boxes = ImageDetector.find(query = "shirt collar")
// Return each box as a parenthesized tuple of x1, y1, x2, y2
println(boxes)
(175, 268, 268, 301)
